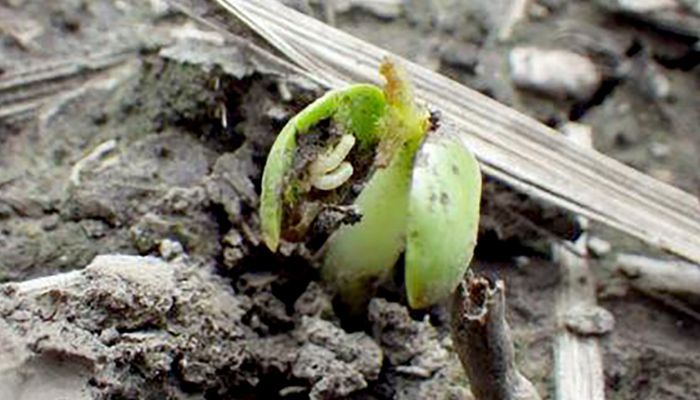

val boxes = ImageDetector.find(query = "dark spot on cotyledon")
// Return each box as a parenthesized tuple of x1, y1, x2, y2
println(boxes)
(451, 164, 459, 175)
(429, 109, 441, 131)
(440, 192, 449, 206)
(429, 192, 440, 211)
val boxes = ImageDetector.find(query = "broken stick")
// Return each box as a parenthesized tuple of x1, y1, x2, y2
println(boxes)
(450, 276, 541, 400)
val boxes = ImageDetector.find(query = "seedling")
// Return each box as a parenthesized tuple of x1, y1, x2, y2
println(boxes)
(259, 60, 481, 310)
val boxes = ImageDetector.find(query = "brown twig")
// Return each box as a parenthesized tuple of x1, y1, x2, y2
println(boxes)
(450, 276, 541, 400)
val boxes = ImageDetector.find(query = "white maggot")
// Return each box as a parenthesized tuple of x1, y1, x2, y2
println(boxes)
(312, 161, 354, 190)
(308, 134, 356, 176)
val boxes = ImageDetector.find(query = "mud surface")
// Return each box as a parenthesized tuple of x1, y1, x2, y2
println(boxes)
(1, 0, 699, 399)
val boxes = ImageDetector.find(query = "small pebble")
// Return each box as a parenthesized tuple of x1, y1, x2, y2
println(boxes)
(561, 122, 594, 149)
(646, 70, 671, 100)
(564, 304, 615, 336)
(159, 238, 184, 260)
(99, 327, 120, 345)
(509, 47, 601, 100)
(439, 41, 480, 71)
(640, 62, 672, 100)
(149, 0, 171, 15)
(649, 142, 671, 159)
(514, 256, 531, 268)
(587, 236, 612, 257)
(266, 104, 290, 121)
(41, 214, 60, 231)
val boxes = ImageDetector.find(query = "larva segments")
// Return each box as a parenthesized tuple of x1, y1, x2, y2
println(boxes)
(260, 84, 385, 252)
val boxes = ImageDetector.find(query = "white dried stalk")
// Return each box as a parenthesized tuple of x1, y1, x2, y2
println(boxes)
(552, 242, 606, 400)
(617, 253, 700, 302)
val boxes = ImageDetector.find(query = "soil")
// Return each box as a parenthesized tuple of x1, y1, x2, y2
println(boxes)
(0, 1, 699, 399)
